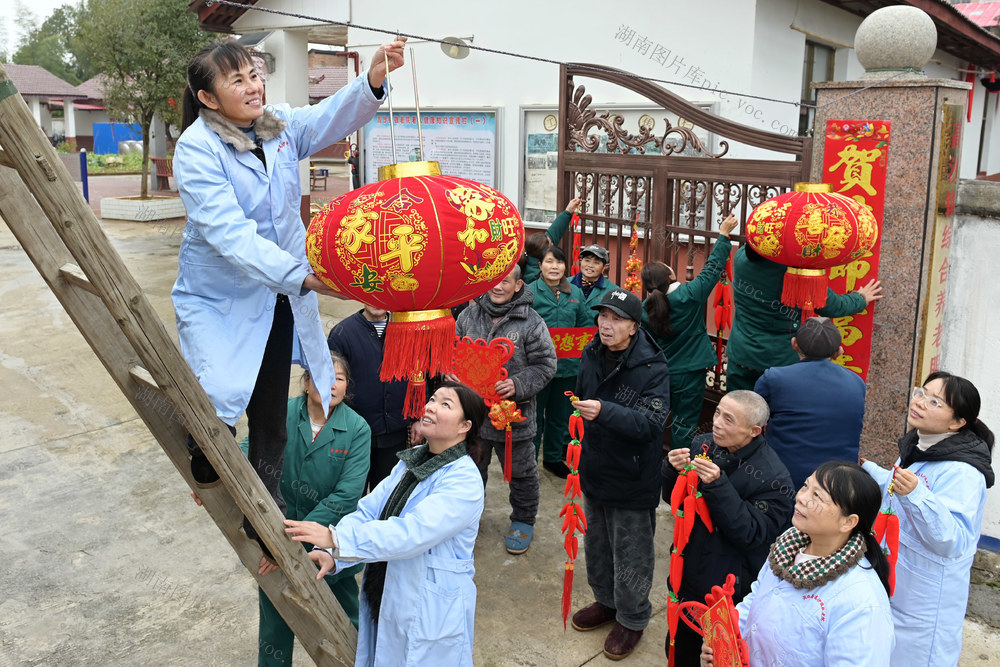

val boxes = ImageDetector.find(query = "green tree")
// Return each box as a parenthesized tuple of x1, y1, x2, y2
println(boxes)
(75, 0, 212, 197)
(10, 4, 92, 84)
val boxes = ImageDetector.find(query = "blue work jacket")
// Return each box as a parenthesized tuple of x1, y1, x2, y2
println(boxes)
(171, 75, 383, 424)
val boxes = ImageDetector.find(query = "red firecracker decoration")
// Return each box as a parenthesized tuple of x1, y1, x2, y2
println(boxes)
(667, 445, 716, 665)
(874, 470, 902, 596)
(560, 392, 587, 628)
(623, 214, 643, 294)
(745, 182, 879, 319)
(708, 255, 734, 375)
(570, 211, 582, 274)
(488, 400, 526, 483)
(307, 162, 524, 416)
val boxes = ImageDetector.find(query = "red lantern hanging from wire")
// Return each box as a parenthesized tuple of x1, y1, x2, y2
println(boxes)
(307, 161, 525, 414)
(744, 182, 879, 319)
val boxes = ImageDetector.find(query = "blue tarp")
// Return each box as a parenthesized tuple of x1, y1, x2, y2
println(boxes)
(92, 123, 142, 154)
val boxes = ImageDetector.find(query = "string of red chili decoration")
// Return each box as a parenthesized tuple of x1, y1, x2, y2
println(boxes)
(559, 392, 587, 628)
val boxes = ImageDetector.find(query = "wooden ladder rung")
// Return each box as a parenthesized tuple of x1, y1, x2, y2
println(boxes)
(128, 364, 160, 393)
(59, 263, 98, 296)
(282, 584, 313, 612)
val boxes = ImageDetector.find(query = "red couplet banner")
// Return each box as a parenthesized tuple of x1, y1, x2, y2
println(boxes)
(821, 120, 891, 381)
(549, 327, 597, 359)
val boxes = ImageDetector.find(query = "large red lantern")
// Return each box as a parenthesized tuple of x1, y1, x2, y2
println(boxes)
(745, 182, 878, 317)
(306, 161, 524, 404)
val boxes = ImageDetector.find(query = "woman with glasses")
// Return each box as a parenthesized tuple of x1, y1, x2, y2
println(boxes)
(861, 372, 994, 666)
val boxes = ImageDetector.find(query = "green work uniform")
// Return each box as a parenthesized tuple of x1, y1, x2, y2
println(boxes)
(242, 395, 371, 667)
(642, 235, 732, 450)
(524, 209, 573, 283)
(529, 277, 594, 463)
(726, 245, 867, 391)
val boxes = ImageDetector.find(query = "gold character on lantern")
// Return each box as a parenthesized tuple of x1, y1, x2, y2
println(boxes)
(458, 219, 490, 249)
(828, 145, 882, 196)
(340, 209, 378, 253)
(379, 224, 425, 272)
(446, 186, 497, 221)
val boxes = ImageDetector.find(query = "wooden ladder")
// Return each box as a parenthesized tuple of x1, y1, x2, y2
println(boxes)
(0, 64, 356, 666)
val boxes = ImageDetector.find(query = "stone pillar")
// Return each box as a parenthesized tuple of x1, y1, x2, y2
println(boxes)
(811, 6, 972, 464)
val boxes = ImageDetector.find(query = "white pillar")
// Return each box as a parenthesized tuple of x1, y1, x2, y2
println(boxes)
(65, 100, 78, 144)
(29, 98, 43, 127)
(265, 29, 311, 196)
(980, 92, 1000, 176)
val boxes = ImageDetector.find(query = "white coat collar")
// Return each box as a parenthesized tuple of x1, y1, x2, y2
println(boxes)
(199, 107, 286, 152)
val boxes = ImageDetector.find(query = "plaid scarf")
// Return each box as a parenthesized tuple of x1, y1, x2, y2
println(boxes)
(767, 527, 866, 590)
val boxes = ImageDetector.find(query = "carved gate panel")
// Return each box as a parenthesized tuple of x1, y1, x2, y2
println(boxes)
(557, 63, 811, 401)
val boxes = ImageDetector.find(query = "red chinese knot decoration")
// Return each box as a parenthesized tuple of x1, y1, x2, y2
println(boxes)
(307, 165, 525, 410)
(487, 400, 526, 483)
(745, 182, 879, 318)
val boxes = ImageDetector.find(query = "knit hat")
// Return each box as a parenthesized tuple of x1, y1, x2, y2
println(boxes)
(795, 316, 842, 359)
(592, 288, 642, 322)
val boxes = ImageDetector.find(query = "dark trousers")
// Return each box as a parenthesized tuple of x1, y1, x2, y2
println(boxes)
(186, 295, 293, 515)
(725, 361, 764, 393)
(532, 376, 576, 463)
(583, 497, 656, 631)
(367, 430, 408, 493)
(669, 369, 709, 451)
(669, 618, 704, 667)
(245, 295, 294, 514)
(475, 437, 539, 525)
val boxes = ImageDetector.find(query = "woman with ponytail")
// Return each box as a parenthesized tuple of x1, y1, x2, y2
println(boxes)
(285, 382, 487, 666)
(702, 461, 894, 666)
(862, 371, 994, 666)
(642, 213, 737, 451)
(171, 38, 404, 558)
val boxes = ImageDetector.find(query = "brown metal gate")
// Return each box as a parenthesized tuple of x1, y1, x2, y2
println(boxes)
(556, 63, 811, 413)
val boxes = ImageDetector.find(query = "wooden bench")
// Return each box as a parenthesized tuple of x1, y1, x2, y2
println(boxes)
(150, 156, 173, 190)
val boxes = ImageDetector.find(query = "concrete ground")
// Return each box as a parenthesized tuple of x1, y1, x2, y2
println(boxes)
(1, 174, 998, 665)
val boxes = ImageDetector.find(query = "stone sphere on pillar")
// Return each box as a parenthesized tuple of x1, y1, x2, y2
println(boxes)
(855, 6, 937, 78)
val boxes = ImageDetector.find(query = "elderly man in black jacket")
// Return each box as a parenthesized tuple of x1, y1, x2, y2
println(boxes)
(570, 288, 670, 661)
(661, 389, 794, 666)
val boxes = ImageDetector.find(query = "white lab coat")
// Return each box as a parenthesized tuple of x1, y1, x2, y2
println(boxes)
(863, 458, 987, 667)
(331, 452, 484, 666)
(171, 75, 383, 424)
(736, 551, 894, 666)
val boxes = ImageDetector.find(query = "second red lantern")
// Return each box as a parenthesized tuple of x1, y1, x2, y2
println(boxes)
(745, 182, 878, 316)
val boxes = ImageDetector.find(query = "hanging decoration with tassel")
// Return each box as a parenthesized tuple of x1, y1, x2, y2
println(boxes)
(559, 392, 587, 628)
(667, 444, 715, 665)
(709, 256, 734, 376)
(570, 209, 583, 274)
(623, 213, 643, 294)
(488, 400, 525, 483)
(873, 467, 901, 596)
(676, 573, 749, 667)
(306, 46, 524, 418)
(745, 182, 879, 321)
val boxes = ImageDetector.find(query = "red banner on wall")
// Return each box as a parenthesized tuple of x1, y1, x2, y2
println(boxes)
(821, 120, 891, 381)
(549, 327, 597, 359)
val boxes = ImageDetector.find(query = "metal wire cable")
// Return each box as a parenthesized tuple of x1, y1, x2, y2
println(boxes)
(203, 0, 917, 111)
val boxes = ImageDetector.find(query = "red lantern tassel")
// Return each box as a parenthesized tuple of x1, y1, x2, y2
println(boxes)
(380, 310, 456, 383)
(561, 561, 574, 629)
(402, 372, 426, 420)
(781, 267, 828, 319)
(504, 426, 513, 483)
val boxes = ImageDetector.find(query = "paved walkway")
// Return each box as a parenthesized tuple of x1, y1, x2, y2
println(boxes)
(1, 189, 998, 665)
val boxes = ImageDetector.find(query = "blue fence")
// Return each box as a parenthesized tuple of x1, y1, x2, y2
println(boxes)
(92, 123, 142, 154)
